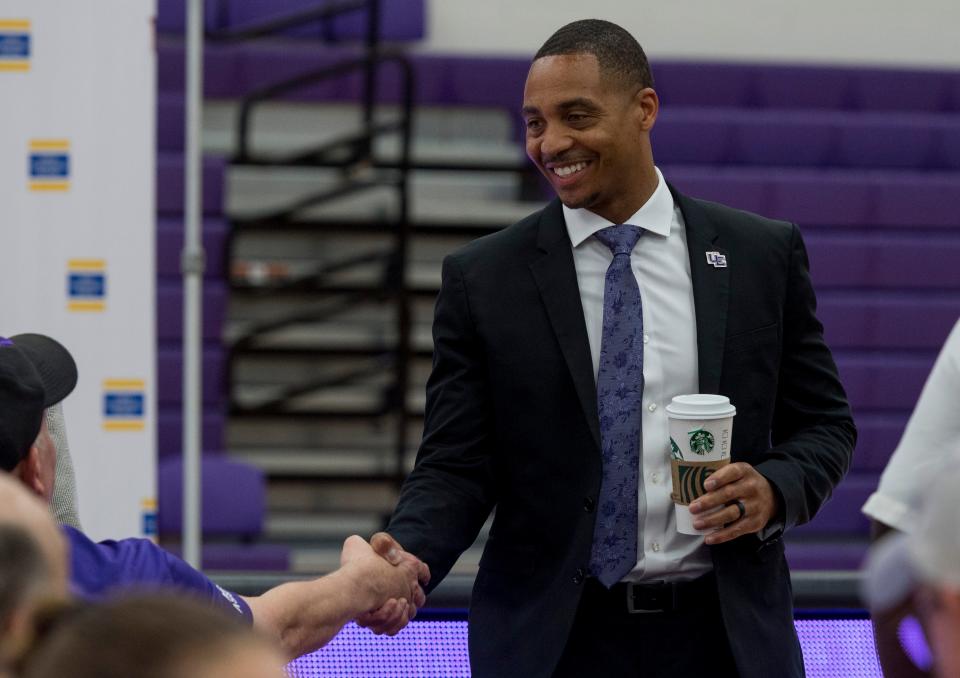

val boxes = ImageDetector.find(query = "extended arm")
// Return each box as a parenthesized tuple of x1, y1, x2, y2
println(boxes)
(387, 255, 499, 584)
(243, 535, 428, 661)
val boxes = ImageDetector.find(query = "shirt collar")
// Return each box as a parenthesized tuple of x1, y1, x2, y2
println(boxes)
(563, 167, 674, 248)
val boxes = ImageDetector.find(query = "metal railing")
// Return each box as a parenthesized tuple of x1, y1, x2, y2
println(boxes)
(217, 0, 416, 491)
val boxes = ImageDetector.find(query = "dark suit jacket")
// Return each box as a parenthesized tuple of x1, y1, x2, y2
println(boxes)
(388, 187, 856, 678)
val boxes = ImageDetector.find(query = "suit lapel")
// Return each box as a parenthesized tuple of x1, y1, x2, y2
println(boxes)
(672, 187, 730, 395)
(528, 200, 602, 453)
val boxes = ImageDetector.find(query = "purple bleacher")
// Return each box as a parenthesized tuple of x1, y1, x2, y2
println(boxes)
(836, 355, 935, 411)
(942, 124, 960, 169)
(853, 68, 960, 112)
(156, 217, 228, 279)
(651, 110, 732, 165)
(156, 282, 227, 341)
(156, 153, 225, 216)
(731, 114, 835, 167)
(764, 170, 879, 226)
(836, 118, 937, 169)
(162, 543, 290, 571)
(785, 476, 877, 569)
(230, 0, 424, 42)
(158, 456, 290, 570)
(850, 415, 909, 473)
(155, 0, 222, 35)
(785, 541, 869, 571)
(157, 409, 225, 458)
(156, 0, 424, 42)
(158, 40, 373, 100)
(818, 297, 960, 349)
(157, 347, 225, 406)
(654, 109, 960, 170)
(658, 62, 960, 112)
(157, 41, 960, 114)
(794, 475, 877, 535)
(807, 237, 960, 290)
(871, 172, 960, 227)
(157, 93, 186, 152)
(753, 65, 854, 109)
(158, 456, 264, 536)
(654, 63, 756, 109)
(663, 167, 960, 227)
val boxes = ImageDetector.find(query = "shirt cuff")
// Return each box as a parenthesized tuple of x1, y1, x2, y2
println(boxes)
(757, 519, 784, 541)
(862, 492, 913, 533)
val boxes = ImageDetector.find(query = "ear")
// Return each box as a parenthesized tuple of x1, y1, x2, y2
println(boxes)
(633, 87, 659, 132)
(14, 445, 46, 499)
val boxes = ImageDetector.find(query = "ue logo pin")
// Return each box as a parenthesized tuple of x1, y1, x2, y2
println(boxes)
(705, 251, 727, 268)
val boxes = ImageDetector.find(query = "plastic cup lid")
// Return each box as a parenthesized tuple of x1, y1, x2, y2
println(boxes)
(665, 394, 736, 419)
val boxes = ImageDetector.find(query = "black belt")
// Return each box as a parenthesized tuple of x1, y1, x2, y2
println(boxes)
(582, 573, 717, 614)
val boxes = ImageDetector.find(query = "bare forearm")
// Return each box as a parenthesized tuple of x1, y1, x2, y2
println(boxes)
(243, 569, 378, 661)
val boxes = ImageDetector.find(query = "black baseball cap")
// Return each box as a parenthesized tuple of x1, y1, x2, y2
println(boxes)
(0, 334, 78, 471)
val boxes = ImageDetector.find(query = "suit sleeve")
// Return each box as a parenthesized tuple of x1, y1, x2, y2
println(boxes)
(387, 255, 498, 589)
(754, 224, 857, 531)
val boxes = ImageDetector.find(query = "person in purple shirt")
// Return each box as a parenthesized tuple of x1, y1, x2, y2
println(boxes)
(0, 333, 428, 659)
(63, 523, 254, 621)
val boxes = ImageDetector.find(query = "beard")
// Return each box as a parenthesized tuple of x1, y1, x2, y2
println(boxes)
(558, 191, 601, 211)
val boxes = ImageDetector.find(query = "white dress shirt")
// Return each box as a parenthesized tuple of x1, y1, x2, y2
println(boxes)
(862, 317, 960, 532)
(563, 167, 712, 581)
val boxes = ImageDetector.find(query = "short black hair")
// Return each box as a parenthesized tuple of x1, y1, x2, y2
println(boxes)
(534, 19, 654, 90)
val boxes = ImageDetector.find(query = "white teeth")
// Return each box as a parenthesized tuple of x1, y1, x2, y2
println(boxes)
(553, 162, 587, 177)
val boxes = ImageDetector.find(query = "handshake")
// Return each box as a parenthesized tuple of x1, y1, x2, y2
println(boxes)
(248, 532, 429, 660)
(339, 532, 430, 636)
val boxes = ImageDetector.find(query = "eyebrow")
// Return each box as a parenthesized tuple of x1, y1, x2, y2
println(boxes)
(521, 97, 603, 118)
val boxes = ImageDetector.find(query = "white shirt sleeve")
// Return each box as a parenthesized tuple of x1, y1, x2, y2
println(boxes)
(862, 317, 960, 532)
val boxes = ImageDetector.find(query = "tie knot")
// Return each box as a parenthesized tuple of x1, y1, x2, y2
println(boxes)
(594, 225, 643, 256)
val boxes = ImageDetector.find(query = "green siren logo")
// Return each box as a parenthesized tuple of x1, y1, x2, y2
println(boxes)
(670, 438, 683, 460)
(687, 428, 715, 456)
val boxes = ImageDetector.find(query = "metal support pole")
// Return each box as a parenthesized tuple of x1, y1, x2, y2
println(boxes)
(182, 0, 205, 569)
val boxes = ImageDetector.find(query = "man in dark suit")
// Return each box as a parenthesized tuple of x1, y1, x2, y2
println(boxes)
(378, 19, 855, 678)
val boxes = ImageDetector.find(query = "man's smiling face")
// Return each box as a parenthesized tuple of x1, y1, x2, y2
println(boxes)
(522, 53, 655, 224)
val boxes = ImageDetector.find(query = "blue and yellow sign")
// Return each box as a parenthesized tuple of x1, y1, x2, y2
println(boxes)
(141, 498, 158, 543)
(29, 139, 70, 192)
(0, 19, 30, 72)
(67, 259, 107, 312)
(103, 379, 146, 431)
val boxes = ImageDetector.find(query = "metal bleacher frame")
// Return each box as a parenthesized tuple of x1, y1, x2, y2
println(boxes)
(213, 0, 418, 502)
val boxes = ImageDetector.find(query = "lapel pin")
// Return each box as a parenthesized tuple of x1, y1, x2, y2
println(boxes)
(705, 251, 727, 268)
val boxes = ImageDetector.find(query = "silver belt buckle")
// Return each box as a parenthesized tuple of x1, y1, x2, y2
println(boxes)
(625, 581, 664, 614)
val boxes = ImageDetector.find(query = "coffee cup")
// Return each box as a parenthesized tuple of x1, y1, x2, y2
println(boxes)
(665, 394, 736, 535)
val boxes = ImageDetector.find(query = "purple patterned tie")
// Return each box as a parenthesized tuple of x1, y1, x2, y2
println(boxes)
(589, 224, 644, 588)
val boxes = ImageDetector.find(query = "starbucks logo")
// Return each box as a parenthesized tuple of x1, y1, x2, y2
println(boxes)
(687, 428, 715, 456)
(670, 438, 683, 460)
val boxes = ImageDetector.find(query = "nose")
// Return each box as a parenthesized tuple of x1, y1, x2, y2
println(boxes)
(537, 124, 573, 161)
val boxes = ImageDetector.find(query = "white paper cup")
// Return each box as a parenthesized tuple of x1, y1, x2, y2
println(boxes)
(666, 394, 736, 535)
